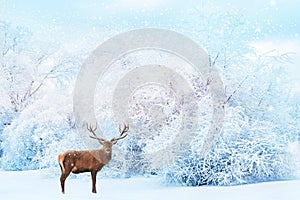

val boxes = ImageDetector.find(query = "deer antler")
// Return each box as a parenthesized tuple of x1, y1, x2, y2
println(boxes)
(87, 123, 105, 142)
(111, 123, 129, 142)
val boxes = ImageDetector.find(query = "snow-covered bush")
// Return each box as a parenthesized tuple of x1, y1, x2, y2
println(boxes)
(165, 106, 294, 186)
(0, 88, 83, 173)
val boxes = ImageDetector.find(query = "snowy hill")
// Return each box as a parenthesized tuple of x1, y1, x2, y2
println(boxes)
(0, 170, 299, 200)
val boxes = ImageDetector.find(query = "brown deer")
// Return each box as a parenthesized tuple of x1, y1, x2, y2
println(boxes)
(58, 123, 129, 193)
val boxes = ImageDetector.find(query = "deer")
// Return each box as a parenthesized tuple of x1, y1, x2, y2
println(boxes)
(58, 123, 129, 194)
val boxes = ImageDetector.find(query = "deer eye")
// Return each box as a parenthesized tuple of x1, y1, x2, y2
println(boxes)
(105, 148, 111, 153)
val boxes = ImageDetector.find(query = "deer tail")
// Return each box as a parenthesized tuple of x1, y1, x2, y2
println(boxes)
(58, 154, 65, 174)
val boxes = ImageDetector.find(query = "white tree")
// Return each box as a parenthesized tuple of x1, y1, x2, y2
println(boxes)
(0, 21, 83, 166)
(164, 5, 299, 186)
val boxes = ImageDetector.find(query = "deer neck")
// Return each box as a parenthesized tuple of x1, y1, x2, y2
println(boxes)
(89, 149, 112, 165)
(99, 148, 112, 164)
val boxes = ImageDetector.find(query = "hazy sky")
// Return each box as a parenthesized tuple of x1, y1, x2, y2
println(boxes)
(1, 0, 299, 84)
(1, 0, 299, 38)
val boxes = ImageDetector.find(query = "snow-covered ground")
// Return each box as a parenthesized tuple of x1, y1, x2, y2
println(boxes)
(0, 170, 299, 200)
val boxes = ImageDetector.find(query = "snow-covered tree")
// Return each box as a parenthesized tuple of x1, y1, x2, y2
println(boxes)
(0, 21, 83, 161)
(164, 6, 300, 186)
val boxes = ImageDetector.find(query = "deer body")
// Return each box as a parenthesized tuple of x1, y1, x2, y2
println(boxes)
(58, 149, 109, 173)
(58, 124, 128, 194)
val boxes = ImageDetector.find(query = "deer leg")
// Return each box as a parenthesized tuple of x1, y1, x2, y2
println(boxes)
(91, 171, 98, 193)
(60, 170, 71, 194)
(60, 174, 66, 193)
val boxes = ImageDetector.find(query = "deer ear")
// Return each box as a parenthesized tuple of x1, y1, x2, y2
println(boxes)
(100, 140, 105, 145)
(112, 140, 117, 145)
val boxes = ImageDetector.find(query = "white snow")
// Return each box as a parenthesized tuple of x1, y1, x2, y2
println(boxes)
(0, 170, 299, 200)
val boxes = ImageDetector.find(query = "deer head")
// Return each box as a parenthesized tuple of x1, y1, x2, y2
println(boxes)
(87, 122, 129, 153)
